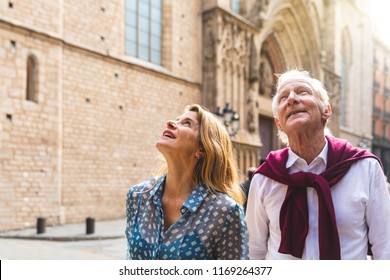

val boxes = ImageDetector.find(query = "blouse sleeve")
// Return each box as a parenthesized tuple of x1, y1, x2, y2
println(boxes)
(214, 203, 249, 260)
(125, 182, 146, 259)
(125, 187, 135, 260)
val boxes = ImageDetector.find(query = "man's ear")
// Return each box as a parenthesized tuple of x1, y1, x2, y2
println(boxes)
(274, 118, 282, 131)
(322, 104, 332, 121)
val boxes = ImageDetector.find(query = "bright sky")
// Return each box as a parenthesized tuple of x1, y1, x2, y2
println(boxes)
(369, 0, 390, 47)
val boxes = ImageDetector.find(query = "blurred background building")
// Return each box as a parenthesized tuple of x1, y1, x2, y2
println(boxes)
(0, 0, 389, 231)
(372, 38, 390, 180)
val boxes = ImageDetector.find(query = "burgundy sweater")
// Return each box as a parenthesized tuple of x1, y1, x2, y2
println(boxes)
(255, 135, 381, 259)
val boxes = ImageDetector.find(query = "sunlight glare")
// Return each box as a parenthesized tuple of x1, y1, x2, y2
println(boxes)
(370, 0, 390, 47)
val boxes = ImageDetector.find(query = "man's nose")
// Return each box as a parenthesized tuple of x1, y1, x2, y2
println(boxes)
(287, 91, 299, 104)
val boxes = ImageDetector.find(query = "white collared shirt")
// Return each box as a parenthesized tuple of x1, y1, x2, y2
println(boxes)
(246, 140, 390, 259)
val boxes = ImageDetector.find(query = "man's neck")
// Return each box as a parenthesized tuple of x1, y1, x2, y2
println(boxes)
(289, 133, 326, 165)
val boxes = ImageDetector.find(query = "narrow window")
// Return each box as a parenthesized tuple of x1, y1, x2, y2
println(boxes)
(26, 55, 38, 103)
(125, 0, 162, 65)
(340, 29, 351, 127)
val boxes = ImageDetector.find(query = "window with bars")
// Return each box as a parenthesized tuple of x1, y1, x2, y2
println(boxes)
(125, 0, 162, 65)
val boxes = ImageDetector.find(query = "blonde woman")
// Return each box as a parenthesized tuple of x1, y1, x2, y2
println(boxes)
(125, 104, 248, 260)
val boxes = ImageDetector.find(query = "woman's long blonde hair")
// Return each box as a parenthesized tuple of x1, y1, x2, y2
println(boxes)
(155, 104, 245, 206)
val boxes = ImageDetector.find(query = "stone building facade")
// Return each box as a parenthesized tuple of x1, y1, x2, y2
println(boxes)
(0, 0, 376, 231)
(372, 38, 390, 179)
(0, 0, 203, 231)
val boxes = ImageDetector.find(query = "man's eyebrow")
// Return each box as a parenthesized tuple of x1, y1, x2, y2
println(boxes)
(279, 83, 312, 94)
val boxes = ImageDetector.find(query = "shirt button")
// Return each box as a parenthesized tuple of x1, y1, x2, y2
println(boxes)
(180, 208, 185, 214)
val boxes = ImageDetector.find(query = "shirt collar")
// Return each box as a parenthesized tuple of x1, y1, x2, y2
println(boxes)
(286, 137, 328, 169)
(149, 173, 210, 213)
(182, 181, 209, 213)
(149, 174, 166, 207)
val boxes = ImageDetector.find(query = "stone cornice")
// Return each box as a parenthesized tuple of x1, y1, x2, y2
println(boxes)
(202, 6, 259, 34)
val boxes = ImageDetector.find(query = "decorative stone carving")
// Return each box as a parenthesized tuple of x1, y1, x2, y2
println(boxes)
(247, 82, 258, 132)
(219, 16, 249, 70)
(259, 54, 274, 98)
(249, 36, 258, 83)
(203, 8, 260, 140)
(247, 36, 258, 133)
(204, 29, 216, 60)
(247, 0, 270, 28)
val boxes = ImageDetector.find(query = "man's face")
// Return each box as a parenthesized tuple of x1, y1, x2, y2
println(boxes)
(274, 78, 331, 137)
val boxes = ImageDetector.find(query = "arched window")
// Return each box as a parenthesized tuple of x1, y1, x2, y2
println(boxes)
(125, 0, 162, 65)
(26, 55, 38, 103)
(340, 28, 352, 127)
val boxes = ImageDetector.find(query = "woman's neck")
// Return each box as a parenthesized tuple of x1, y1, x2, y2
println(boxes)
(164, 163, 198, 197)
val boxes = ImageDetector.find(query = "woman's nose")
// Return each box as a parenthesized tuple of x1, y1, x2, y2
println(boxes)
(166, 120, 177, 129)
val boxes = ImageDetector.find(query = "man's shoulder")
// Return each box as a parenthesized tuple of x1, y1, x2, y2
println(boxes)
(350, 156, 383, 168)
(251, 172, 286, 189)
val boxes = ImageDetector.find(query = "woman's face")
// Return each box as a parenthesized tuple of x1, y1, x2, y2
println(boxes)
(156, 111, 202, 159)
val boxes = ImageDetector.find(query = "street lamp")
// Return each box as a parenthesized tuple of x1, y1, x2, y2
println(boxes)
(215, 103, 240, 137)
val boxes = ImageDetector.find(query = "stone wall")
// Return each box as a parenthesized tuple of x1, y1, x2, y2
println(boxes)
(0, 0, 202, 231)
(0, 25, 61, 230)
(60, 46, 201, 223)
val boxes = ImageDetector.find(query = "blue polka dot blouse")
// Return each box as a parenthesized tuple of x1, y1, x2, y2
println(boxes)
(125, 174, 249, 260)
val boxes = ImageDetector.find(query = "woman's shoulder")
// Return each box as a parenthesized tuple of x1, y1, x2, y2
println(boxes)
(211, 191, 244, 213)
(127, 177, 158, 196)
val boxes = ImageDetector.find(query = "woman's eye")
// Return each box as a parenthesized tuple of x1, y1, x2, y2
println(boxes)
(179, 121, 191, 127)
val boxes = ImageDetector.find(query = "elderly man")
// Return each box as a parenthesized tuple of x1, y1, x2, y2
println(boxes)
(246, 69, 390, 260)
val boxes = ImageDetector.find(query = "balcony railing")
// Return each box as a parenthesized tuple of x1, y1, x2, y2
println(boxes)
(373, 106, 381, 117)
(384, 112, 390, 122)
(374, 80, 380, 92)
(385, 87, 390, 97)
